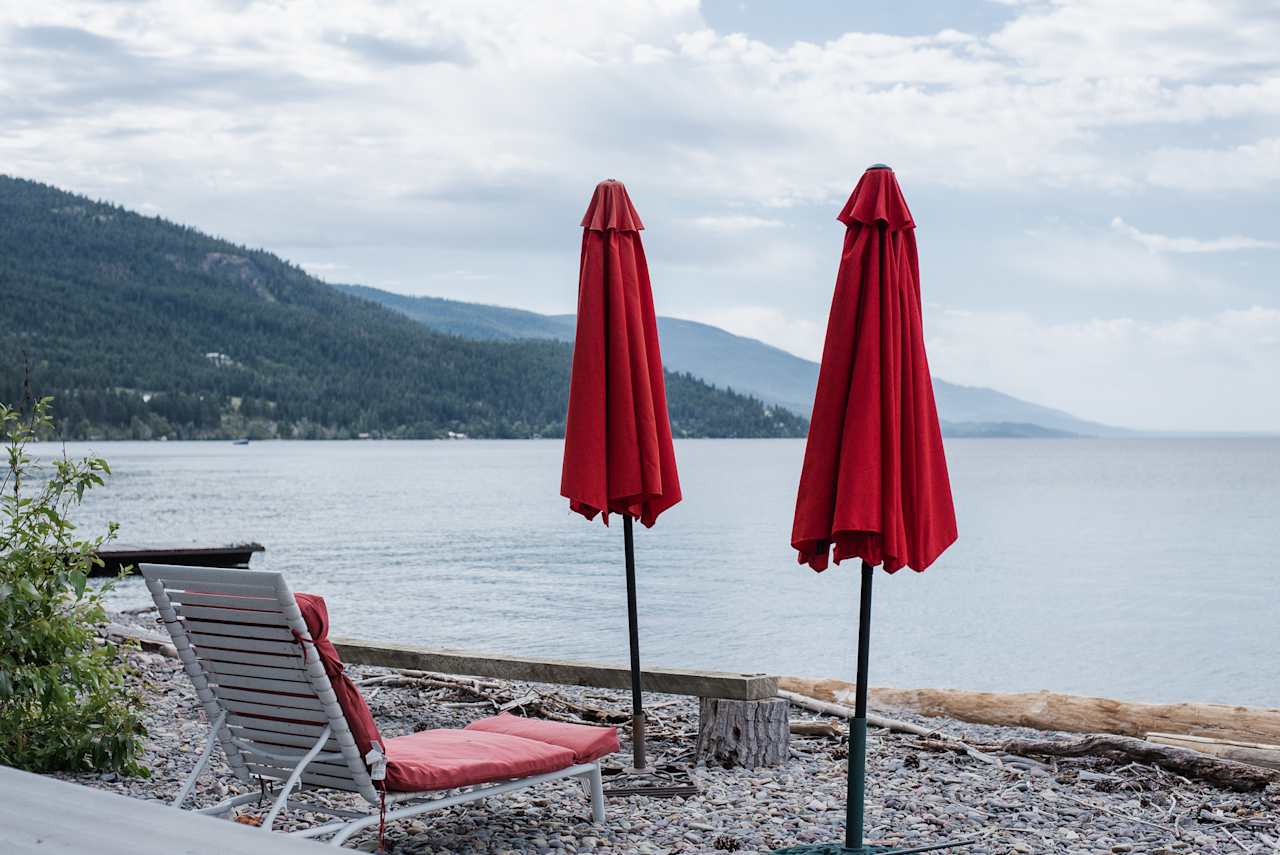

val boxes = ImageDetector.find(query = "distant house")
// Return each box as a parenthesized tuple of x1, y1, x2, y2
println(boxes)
(204, 352, 236, 367)
(447, 431, 468, 439)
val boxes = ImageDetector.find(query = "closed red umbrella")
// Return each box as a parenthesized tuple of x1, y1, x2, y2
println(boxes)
(562, 179, 681, 772)
(779, 166, 959, 855)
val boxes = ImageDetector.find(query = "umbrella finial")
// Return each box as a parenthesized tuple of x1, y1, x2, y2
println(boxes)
(867, 163, 892, 170)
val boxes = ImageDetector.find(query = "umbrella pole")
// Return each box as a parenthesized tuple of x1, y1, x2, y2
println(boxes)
(623, 514, 647, 771)
(771, 562, 974, 854)
(846, 559, 874, 851)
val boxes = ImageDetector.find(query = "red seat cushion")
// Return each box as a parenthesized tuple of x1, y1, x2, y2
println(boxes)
(464, 713, 620, 763)
(383, 729, 576, 792)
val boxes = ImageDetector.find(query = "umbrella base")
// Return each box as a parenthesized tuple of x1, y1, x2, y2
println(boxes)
(772, 837, 975, 855)
(601, 764, 698, 799)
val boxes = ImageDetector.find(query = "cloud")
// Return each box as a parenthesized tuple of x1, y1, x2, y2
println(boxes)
(1111, 217, 1279, 253)
(1146, 137, 1280, 191)
(998, 224, 1221, 292)
(680, 214, 785, 232)
(324, 31, 471, 66)
(926, 305, 1280, 432)
(683, 305, 827, 362)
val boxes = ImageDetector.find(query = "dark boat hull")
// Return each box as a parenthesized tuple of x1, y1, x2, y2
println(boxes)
(93, 543, 265, 577)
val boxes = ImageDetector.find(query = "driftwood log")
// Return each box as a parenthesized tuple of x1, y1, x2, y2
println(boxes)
(779, 689, 1005, 767)
(102, 622, 177, 659)
(779, 677, 1280, 745)
(696, 697, 789, 769)
(790, 720, 843, 738)
(1146, 732, 1280, 772)
(1001, 734, 1280, 792)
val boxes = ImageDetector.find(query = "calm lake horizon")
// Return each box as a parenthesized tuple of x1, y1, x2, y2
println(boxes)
(35, 437, 1280, 708)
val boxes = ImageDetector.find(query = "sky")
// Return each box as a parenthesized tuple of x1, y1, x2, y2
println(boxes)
(2, 0, 1277, 432)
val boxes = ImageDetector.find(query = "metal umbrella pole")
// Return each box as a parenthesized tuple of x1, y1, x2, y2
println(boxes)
(774, 560, 974, 854)
(847, 560, 875, 851)
(602, 515, 699, 799)
(623, 514, 647, 771)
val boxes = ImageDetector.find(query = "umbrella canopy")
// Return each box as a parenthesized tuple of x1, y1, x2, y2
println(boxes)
(561, 179, 681, 527)
(560, 179, 681, 776)
(791, 165, 957, 574)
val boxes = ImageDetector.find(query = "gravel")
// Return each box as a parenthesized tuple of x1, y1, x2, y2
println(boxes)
(52, 613, 1280, 854)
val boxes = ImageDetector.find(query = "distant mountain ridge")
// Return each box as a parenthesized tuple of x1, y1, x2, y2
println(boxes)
(336, 284, 1131, 438)
(0, 176, 806, 440)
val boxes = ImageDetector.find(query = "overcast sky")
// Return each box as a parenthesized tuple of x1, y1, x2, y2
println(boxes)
(3, 1, 1277, 431)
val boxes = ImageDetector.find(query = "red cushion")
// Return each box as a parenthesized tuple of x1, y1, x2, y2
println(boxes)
(464, 713, 619, 763)
(382, 729, 576, 792)
(294, 593, 383, 762)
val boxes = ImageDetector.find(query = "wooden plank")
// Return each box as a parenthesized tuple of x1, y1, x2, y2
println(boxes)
(778, 676, 1280, 746)
(0, 765, 325, 854)
(333, 638, 778, 700)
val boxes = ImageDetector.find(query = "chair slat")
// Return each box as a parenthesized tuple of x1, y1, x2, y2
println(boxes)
(221, 698, 328, 724)
(226, 713, 329, 739)
(168, 591, 279, 610)
(200, 648, 306, 669)
(176, 604, 290, 627)
(140, 564, 283, 588)
(185, 621, 296, 642)
(205, 658, 311, 683)
(213, 685, 325, 713)
(229, 725, 340, 753)
(188, 630, 302, 656)
(246, 762, 362, 790)
(210, 672, 314, 695)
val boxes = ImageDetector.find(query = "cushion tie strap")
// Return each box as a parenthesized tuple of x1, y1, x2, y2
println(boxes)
(365, 742, 387, 781)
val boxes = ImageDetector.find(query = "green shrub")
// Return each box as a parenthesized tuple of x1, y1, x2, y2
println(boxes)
(0, 397, 147, 775)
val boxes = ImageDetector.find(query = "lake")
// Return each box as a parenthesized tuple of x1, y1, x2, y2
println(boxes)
(32, 438, 1280, 707)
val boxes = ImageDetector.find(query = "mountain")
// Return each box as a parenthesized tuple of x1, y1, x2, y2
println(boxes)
(336, 285, 1131, 437)
(0, 176, 806, 440)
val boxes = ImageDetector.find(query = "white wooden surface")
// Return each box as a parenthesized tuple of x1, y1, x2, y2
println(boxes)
(0, 765, 325, 854)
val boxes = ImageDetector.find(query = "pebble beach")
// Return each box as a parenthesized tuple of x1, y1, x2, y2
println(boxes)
(58, 614, 1280, 855)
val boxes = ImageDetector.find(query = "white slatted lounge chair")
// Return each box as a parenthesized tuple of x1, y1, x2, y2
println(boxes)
(142, 564, 614, 847)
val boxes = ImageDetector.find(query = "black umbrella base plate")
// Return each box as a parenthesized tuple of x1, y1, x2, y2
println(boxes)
(772, 837, 975, 855)
(601, 764, 698, 799)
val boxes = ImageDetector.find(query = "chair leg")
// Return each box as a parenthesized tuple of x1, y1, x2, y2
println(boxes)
(261, 725, 332, 831)
(587, 764, 606, 825)
(173, 711, 226, 809)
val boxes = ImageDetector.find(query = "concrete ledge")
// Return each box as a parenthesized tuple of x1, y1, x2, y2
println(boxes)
(0, 765, 323, 854)
(333, 638, 778, 701)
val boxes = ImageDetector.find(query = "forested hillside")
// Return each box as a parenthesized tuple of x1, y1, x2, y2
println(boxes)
(0, 177, 806, 440)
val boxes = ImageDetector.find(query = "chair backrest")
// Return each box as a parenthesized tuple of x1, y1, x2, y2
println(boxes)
(141, 564, 379, 804)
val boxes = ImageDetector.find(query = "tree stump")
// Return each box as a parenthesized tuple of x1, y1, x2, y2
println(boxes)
(696, 697, 790, 768)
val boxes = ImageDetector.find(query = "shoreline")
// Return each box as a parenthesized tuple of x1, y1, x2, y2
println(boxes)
(47, 612, 1280, 854)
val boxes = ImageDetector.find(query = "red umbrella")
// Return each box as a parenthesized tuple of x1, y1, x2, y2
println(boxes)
(780, 166, 959, 855)
(562, 179, 681, 771)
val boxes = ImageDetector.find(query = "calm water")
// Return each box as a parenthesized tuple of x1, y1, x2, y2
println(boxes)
(33, 438, 1280, 707)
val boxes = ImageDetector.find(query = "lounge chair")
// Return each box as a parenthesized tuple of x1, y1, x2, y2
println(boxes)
(141, 564, 618, 847)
